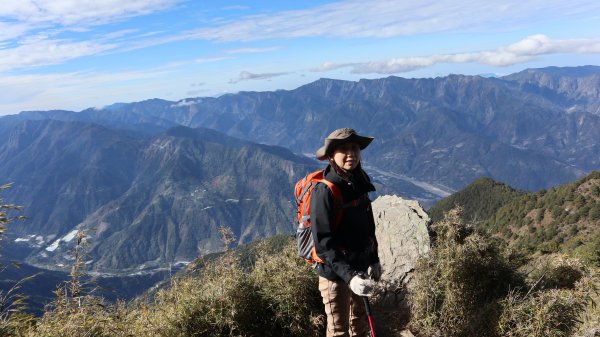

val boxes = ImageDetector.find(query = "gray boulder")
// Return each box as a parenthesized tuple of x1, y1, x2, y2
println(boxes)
(372, 194, 431, 304)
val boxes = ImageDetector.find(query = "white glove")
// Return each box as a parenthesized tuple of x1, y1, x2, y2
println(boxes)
(368, 262, 382, 281)
(349, 274, 375, 297)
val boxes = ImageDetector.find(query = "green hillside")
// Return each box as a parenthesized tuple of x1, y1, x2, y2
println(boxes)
(483, 171, 600, 264)
(428, 177, 523, 224)
(430, 172, 600, 266)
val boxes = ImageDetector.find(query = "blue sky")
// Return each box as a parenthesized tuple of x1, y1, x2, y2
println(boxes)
(0, 0, 599, 115)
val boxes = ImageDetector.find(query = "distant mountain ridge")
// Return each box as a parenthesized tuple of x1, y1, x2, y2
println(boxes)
(1, 65, 600, 274)
(502, 65, 600, 109)
(5, 66, 599, 201)
(0, 119, 317, 273)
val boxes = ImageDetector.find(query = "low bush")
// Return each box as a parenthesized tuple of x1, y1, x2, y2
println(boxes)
(498, 280, 593, 337)
(17, 236, 323, 337)
(250, 240, 324, 336)
(525, 254, 586, 291)
(408, 208, 524, 337)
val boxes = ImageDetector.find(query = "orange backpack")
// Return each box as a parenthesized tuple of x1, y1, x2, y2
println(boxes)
(294, 170, 344, 264)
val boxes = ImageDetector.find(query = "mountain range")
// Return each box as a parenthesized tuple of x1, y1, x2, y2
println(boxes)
(1, 65, 599, 275)
(0, 120, 316, 273)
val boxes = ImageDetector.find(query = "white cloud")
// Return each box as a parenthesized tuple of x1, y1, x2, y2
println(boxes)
(0, 0, 177, 26)
(229, 71, 289, 84)
(0, 1, 179, 71)
(315, 35, 600, 74)
(0, 21, 36, 42)
(224, 46, 282, 55)
(98, 29, 140, 41)
(0, 38, 117, 71)
(0, 68, 172, 114)
(179, 0, 600, 42)
(4, 0, 594, 73)
(172, 99, 200, 107)
(311, 62, 353, 72)
(156, 56, 231, 71)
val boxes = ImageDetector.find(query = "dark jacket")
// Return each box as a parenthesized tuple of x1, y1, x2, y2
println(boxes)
(310, 164, 379, 283)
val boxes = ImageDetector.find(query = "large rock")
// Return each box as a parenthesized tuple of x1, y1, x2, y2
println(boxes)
(372, 194, 431, 303)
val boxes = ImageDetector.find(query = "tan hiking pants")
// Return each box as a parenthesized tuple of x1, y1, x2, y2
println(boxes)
(318, 276, 369, 337)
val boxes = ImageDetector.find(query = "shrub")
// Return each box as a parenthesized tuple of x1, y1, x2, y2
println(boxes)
(498, 254, 597, 337)
(573, 272, 600, 336)
(127, 252, 271, 337)
(123, 237, 323, 337)
(25, 294, 128, 337)
(0, 277, 36, 337)
(498, 278, 593, 337)
(407, 208, 523, 337)
(526, 255, 586, 291)
(250, 239, 324, 336)
(22, 229, 131, 337)
(0, 184, 36, 336)
(572, 232, 600, 267)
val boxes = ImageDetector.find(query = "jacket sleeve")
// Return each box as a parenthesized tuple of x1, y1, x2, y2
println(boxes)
(310, 182, 356, 283)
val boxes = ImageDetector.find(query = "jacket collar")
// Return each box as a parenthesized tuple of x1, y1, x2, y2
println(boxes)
(324, 164, 376, 193)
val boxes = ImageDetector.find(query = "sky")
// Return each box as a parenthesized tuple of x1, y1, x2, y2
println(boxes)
(0, 0, 599, 116)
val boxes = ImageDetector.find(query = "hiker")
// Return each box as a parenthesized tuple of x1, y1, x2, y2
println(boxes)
(311, 128, 381, 337)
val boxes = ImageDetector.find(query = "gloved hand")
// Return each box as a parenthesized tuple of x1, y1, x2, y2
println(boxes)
(349, 274, 375, 296)
(368, 262, 382, 281)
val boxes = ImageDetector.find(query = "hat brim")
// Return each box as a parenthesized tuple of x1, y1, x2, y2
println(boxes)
(316, 134, 373, 160)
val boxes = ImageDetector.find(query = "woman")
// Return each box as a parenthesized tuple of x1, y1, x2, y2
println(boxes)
(310, 128, 382, 337)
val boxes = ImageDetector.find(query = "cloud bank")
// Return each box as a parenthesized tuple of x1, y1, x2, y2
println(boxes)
(229, 71, 288, 84)
(0, 0, 176, 27)
(182, 0, 600, 42)
(313, 35, 600, 75)
(1, 0, 599, 73)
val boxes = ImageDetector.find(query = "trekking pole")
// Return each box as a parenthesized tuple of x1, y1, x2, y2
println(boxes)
(362, 296, 377, 337)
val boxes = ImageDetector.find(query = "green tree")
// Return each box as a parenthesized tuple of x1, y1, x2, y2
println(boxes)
(574, 195, 586, 208)
(589, 206, 600, 221)
(536, 209, 545, 223)
(593, 185, 600, 197)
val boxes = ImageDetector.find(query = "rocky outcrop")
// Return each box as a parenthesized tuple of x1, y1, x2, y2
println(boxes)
(372, 194, 431, 302)
(370, 194, 431, 336)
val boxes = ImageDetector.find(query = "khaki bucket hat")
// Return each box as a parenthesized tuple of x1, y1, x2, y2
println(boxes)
(316, 128, 374, 160)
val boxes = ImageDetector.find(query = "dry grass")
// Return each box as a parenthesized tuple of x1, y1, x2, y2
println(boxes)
(407, 208, 599, 337)
(407, 208, 522, 337)
(250, 240, 324, 336)
(24, 295, 129, 337)
(129, 253, 269, 337)
(2, 213, 597, 337)
(511, 255, 599, 337)
(498, 274, 596, 337)
(15, 236, 323, 337)
(0, 275, 36, 337)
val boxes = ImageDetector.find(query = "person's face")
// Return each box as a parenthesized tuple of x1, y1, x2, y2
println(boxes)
(331, 141, 361, 172)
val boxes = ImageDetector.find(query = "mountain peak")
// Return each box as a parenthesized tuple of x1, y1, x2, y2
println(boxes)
(503, 65, 600, 80)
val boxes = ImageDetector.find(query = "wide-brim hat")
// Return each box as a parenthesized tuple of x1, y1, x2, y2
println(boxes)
(316, 128, 374, 160)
